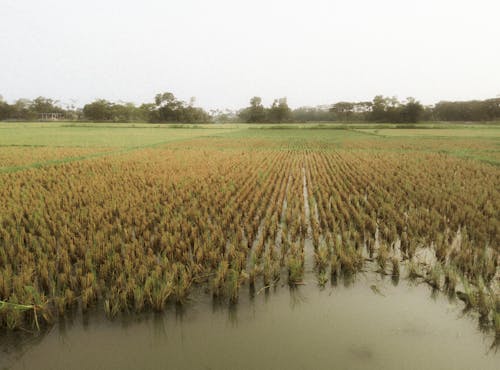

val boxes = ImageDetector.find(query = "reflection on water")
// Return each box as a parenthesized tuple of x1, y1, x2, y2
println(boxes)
(1, 273, 498, 370)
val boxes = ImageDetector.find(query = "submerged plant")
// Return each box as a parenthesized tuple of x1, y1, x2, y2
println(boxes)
(173, 264, 192, 304)
(248, 252, 261, 288)
(0, 297, 50, 331)
(263, 252, 272, 286)
(315, 242, 329, 273)
(213, 261, 229, 298)
(376, 243, 389, 273)
(407, 260, 420, 280)
(330, 253, 339, 277)
(475, 279, 493, 320)
(494, 311, 500, 341)
(426, 264, 442, 290)
(443, 265, 458, 294)
(226, 269, 240, 304)
(133, 286, 145, 312)
(317, 271, 328, 288)
(457, 277, 477, 309)
(146, 274, 173, 312)
(287, 256, 304, 285)
(391, 257, 399, 277)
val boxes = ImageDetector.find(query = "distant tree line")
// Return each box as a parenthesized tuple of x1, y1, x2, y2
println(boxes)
(0, 96, 69, 121)
(81, 93, 210, 123)
(1, 93, 499, 123)
(0, 92, 211, 123)
(235, 95, 427, 123)
(293, 97, 500, 123)
(431, 98, 500, 121)
(229, 95, 500, 123)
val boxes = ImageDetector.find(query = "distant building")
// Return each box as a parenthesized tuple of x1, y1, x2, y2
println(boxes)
(39, 112, 65, 121)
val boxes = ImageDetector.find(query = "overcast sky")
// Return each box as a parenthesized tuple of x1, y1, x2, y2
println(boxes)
(1, 0, 499, 109)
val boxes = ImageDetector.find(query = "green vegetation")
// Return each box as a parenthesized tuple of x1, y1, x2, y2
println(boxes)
(2, 93, 500, 123)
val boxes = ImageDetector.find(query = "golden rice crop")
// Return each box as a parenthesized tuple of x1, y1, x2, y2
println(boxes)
(0, 137, 498, 334)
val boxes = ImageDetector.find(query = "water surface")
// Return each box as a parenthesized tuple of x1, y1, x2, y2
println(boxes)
(1, 274, 497, 370)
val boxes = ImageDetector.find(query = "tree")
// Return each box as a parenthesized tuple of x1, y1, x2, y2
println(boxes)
(138, 103, 156, 122)
(31, 97, 63, 114)
(154, 92, 176, 107)
(0, 99, 10, 121)
(10, 99, 32, 120)
(151, 92, 210, 123)
(434, 98, 500, 121)
(83, 99, 114, 121)
(370, 95, 388, 122)
(400, 97, 423, 123)
(268, 97, 291, 123)
(331, 102, 354, 122)
(239, 96, 267, 123)
(368, 95, 423, 123)
(153, 92, 183, 122)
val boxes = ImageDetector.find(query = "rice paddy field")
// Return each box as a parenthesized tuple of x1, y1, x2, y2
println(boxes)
(0, 122, 499, 369)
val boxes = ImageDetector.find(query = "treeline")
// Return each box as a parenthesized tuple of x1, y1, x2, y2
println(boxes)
(0, 97, 69, 121)
(1, 93, 499, 123)
(432, 99, 500, 121)
(289, 96, 500, 123)
(233, 96, 429, 123)
(0, 93, 211, 123)
(81, 93, 210, 123)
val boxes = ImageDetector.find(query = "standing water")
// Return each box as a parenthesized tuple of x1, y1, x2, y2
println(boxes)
(1, 272, 497, 370)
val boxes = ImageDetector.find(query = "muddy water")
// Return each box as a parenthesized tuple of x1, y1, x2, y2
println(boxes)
(1, 273, 497, 370)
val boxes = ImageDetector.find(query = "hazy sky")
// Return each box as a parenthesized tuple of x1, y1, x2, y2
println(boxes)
(1, 0, 499, 109)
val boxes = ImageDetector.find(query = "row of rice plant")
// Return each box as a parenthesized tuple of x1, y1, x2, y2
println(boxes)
(0, 139, 498, 339)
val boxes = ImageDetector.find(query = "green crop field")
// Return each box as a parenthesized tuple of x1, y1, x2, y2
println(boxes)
(1, 122, 499, 172)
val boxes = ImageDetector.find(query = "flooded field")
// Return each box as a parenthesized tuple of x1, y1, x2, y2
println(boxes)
(1, 270, 498, 370)
(0, 126, 498, 369)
